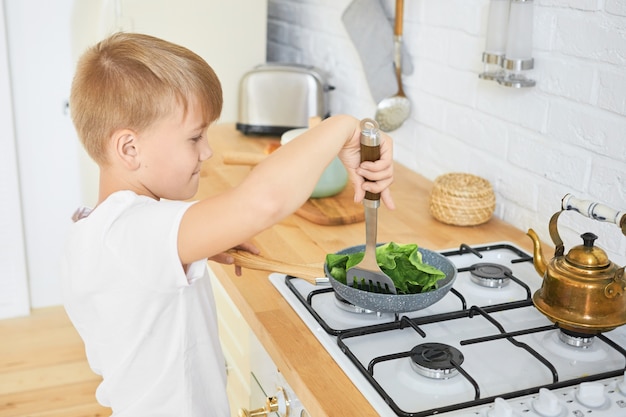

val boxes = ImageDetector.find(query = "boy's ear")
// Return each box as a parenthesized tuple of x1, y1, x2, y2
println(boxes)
(112, 129, 140, 170)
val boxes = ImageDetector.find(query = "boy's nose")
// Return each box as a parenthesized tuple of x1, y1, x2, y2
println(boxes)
(199, 140, 213, 161)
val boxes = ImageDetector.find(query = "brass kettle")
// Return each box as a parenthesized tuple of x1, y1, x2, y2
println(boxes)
(527, 194, 626, 334)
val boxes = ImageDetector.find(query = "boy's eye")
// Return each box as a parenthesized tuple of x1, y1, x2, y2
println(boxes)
(191, 135, 203, 142)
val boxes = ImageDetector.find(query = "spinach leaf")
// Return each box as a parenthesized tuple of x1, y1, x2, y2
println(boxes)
(325, 242, 446, 294)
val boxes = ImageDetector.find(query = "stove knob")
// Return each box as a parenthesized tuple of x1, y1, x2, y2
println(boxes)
(532, 388, 564, 417)
(488, 397, 516, 417)
(575, 382, 607, 408)
(238, 396, 278, 417)
(238, 387, 290, 417)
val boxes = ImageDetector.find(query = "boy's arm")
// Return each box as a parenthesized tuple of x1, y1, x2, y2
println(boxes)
(177, 115, 394, 265)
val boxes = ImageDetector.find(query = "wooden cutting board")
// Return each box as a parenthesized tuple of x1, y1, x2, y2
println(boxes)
(296, 186, 364, 225)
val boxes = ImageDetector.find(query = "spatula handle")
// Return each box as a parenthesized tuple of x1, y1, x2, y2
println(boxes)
(360, 119, 381, 202)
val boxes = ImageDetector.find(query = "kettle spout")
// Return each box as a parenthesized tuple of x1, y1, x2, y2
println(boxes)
(527, 228, 547, 278)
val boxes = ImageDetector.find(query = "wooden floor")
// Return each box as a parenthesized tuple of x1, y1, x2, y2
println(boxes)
(0, 306, 110, 417)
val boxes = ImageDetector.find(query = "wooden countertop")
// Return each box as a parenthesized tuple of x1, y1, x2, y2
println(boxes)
(195, 123, 536, 417)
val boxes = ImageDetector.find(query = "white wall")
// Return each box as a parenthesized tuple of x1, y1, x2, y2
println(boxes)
(0, 1, 29, 319)
(267, 0, 626, 265)
(70, 0, 267, 128)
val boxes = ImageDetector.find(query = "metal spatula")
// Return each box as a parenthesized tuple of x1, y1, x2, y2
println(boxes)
(346, 119, 397, 294)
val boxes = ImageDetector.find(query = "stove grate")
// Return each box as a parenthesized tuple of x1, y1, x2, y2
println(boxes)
(283, 243, 626, 416)
(337, 312, 626, 417)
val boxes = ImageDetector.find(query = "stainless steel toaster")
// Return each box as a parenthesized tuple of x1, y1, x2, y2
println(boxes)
(236, 63, 333, 136)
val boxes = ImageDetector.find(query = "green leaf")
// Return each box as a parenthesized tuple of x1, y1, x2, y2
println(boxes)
(325, 242, 446, 294)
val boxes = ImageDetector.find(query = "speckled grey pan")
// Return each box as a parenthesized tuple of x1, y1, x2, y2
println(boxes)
(325, 244, 457, 313)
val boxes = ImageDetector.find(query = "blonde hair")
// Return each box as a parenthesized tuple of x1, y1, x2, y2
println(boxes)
(70, 32, 222, 164)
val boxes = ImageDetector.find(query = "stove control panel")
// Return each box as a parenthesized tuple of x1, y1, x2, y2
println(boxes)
(472, 375, 626, 417)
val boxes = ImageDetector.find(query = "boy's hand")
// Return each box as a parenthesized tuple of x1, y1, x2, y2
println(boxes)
(209, 242, 260, 276)
(340, 123, 395, 210)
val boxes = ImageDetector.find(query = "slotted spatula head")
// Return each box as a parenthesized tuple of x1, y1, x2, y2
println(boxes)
(346, 119, 397, 294)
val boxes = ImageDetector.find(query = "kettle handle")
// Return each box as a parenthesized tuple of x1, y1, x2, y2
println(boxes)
(561, 194, 626, 236)
(548, 194, 626, 257)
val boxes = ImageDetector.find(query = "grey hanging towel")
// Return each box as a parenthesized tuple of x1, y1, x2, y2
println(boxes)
(342, 0, 413, 104)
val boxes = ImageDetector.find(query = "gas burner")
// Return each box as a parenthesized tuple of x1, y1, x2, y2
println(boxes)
(334, 293, 379, 315)
(470, 263, 513, 288)
(409, 343, 464, 379)
(558, 329, 595, 349)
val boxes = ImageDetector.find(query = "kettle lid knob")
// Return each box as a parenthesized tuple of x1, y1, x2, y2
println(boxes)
(566, 232, 611, 269)
(581, 232, 598, 247)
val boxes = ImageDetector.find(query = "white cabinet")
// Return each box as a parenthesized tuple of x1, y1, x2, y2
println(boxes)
(209, 268, 307, 417)
(209, 268, 253, 415)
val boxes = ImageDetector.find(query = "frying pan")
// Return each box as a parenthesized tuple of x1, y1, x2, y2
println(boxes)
(229, 244, 457, 314)
(325, 244, 457, 313)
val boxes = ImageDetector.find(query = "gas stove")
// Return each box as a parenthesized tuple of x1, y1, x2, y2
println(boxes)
(269, 242, 626, 417)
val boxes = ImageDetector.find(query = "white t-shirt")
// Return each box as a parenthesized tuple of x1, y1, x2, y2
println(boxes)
(62, 190, 229, 417)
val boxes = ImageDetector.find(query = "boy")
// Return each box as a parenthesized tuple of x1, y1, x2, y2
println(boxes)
(62, 32, 394, 417)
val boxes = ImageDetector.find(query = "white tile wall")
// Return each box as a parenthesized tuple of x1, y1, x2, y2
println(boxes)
(267, 0, 626, 265)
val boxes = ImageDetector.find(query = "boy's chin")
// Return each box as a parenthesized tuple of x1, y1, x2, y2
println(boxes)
(180, 187, 200, 201)
(159, 187, 198, 201)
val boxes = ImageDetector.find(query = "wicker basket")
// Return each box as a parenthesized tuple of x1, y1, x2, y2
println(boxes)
(429, 173, 495, 226)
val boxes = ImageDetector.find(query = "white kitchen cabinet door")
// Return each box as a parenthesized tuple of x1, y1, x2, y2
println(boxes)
(0, 2, 30, 319)
(208, 268, 253, 416)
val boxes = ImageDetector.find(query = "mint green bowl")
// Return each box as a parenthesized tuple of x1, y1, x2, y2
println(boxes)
(281, 128, 348, 198)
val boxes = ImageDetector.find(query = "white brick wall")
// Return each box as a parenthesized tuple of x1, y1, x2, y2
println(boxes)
(267, 0, 626, 264)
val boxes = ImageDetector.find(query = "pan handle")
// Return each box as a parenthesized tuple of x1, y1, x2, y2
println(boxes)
(227, 250, 328, 285)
